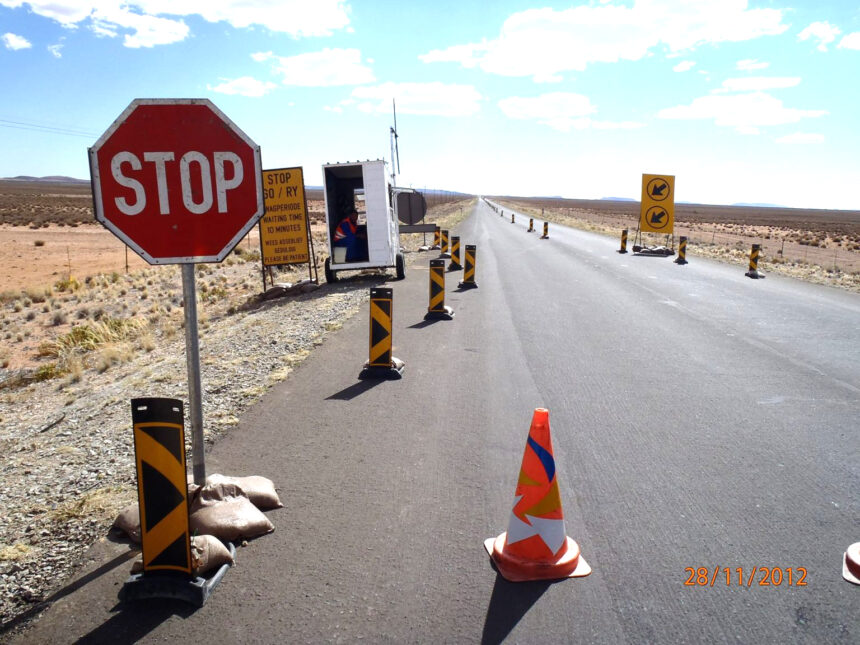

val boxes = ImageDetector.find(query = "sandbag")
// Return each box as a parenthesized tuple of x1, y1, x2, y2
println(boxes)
(191, 534, 234, 576)
(112, 503, 141, 543)
(205, 473, 283, 510)
(189, 482, 274, 541)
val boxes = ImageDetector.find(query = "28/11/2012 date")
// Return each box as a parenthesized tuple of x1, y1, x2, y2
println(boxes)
(685, 567, 807, 587)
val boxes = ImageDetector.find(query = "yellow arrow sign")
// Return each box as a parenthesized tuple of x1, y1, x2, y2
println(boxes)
(640, 174, 675, 234)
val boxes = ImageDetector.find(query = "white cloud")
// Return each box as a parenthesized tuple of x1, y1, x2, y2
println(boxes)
(2, 32, 31, 50)
(798, 21, 840, 52)
(93, 8, 189, 48)
(347, 82, 482, 117)
(265, 48, 374, 87)
(736, 58, 769, 70)
(658, 91, 828, 133)
(713, 76, 801, 93)
(0, 1, 350, 46)
(498, 92, 643, 132)
(775, 132, 824, 144)
(0, 1, 92, 26)
(419, 1, 788, 82)
(47, 41, 63, 57)
(838, 32, 860, 50)
(251, 51, 272, 62)
(207, 76, 277, 97)
(673, 60, 695, 72)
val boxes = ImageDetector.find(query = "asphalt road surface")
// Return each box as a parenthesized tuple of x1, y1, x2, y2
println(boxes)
(13, 199, 859, 644)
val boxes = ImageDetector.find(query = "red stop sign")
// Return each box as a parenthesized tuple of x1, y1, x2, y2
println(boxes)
(89, 99, 263, 264)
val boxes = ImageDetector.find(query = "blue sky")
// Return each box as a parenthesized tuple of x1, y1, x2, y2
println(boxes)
(1, 1, 859, 209)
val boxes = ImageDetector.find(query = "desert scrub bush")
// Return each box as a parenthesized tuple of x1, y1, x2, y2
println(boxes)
(34, 239, 45, 247)
(55, 276, 81, 292)
(24, 287, 50, 303)
(52, 311, 67, 326)
(34, 362, 61, 381)
(96, 343, 133, 372)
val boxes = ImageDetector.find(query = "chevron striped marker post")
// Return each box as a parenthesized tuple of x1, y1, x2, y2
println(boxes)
(541, 221, 549, 239)
(121, 398, 234, 606)
(432, 226, 441, 250)
(484, 408, 591, 582)
(448, 236, 463, 271)
(440, 230, 451, 259)
(618, 229, 628, 254)
(528, 218, 534, 232)
(675, 236, 688, 265)
(745, 244, 763, 279)
(425, 259, 454, 320)
(359, 287, 404, 379)
(511, 212, 515, 224)
(458, 245, 478, 289)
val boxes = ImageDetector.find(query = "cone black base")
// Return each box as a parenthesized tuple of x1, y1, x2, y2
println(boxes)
(745, 270, 764, 279)
(617, 249, 627, 254)
(675, 258, 687, 264)
(425, 307, 454, 320)
(447, 263, 463, 272)
(359, 357, 405, 380)
(438, 253, 451, 259)
(458, 281, 478, 289)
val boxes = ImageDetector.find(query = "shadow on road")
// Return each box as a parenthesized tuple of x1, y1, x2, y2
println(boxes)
(75, 598, 195, 644)
(325, 379, 384, 401)
(407, 318, 449, 329)
(480, 573, 551, 645)
(0, 545, 138, 639)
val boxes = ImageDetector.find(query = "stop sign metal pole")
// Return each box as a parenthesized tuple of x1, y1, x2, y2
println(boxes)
(181, 264, 205, 484)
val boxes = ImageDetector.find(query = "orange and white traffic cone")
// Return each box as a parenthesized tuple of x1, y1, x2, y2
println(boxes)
(484, 408, 591, 582)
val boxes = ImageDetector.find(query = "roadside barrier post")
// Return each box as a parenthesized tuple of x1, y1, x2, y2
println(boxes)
(675, 236, 688, 265)
(528, 218, 534, 232)
(432, 226, 441, 250)
(425, 259, 454, 320)
(541, 221, 549, 239)
(511, 212, 515, 224)
(618, 229, 628, 254)
(745, 244, 763, 279)
(121, 397, 233, 606)
(360, 287, 405, 379)
(484, 408, 591, 582)
(440, 229, 450, 258)
(449, 236, 463, 271)
(459, 245, 478, 289)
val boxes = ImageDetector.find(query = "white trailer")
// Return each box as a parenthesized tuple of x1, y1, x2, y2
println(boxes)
(322, 160, 405, 283)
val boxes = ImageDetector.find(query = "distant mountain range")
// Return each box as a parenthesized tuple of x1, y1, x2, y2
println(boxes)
(2, 175, 89, 184)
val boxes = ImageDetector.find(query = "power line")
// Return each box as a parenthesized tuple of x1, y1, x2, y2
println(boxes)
(0, 118, 100, 139)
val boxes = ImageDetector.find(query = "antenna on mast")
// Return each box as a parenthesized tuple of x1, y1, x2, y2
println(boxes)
(389, 98, 400, 186)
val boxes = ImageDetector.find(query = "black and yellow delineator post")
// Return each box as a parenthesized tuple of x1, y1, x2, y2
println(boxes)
(458, 245, 478, 289)
(440, 229, 451, 258)
(511, 212, 515, 224)
(360, 287, 405, 379)
(121, 397, 234, 607)
(675, 236, 688, 265)
(618, 229, 628, 254)
(432, 226, 441, 250)
(540, 221, 549, 239)
(528, 218, 534, 232)
(426, 259, 454, 320)
(745, 243, 764, 279)
(448, 236, 463, 271)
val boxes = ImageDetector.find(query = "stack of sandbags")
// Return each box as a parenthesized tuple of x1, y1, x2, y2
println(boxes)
(112, 473, 281, 576)
(188, 480, 275, 542)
